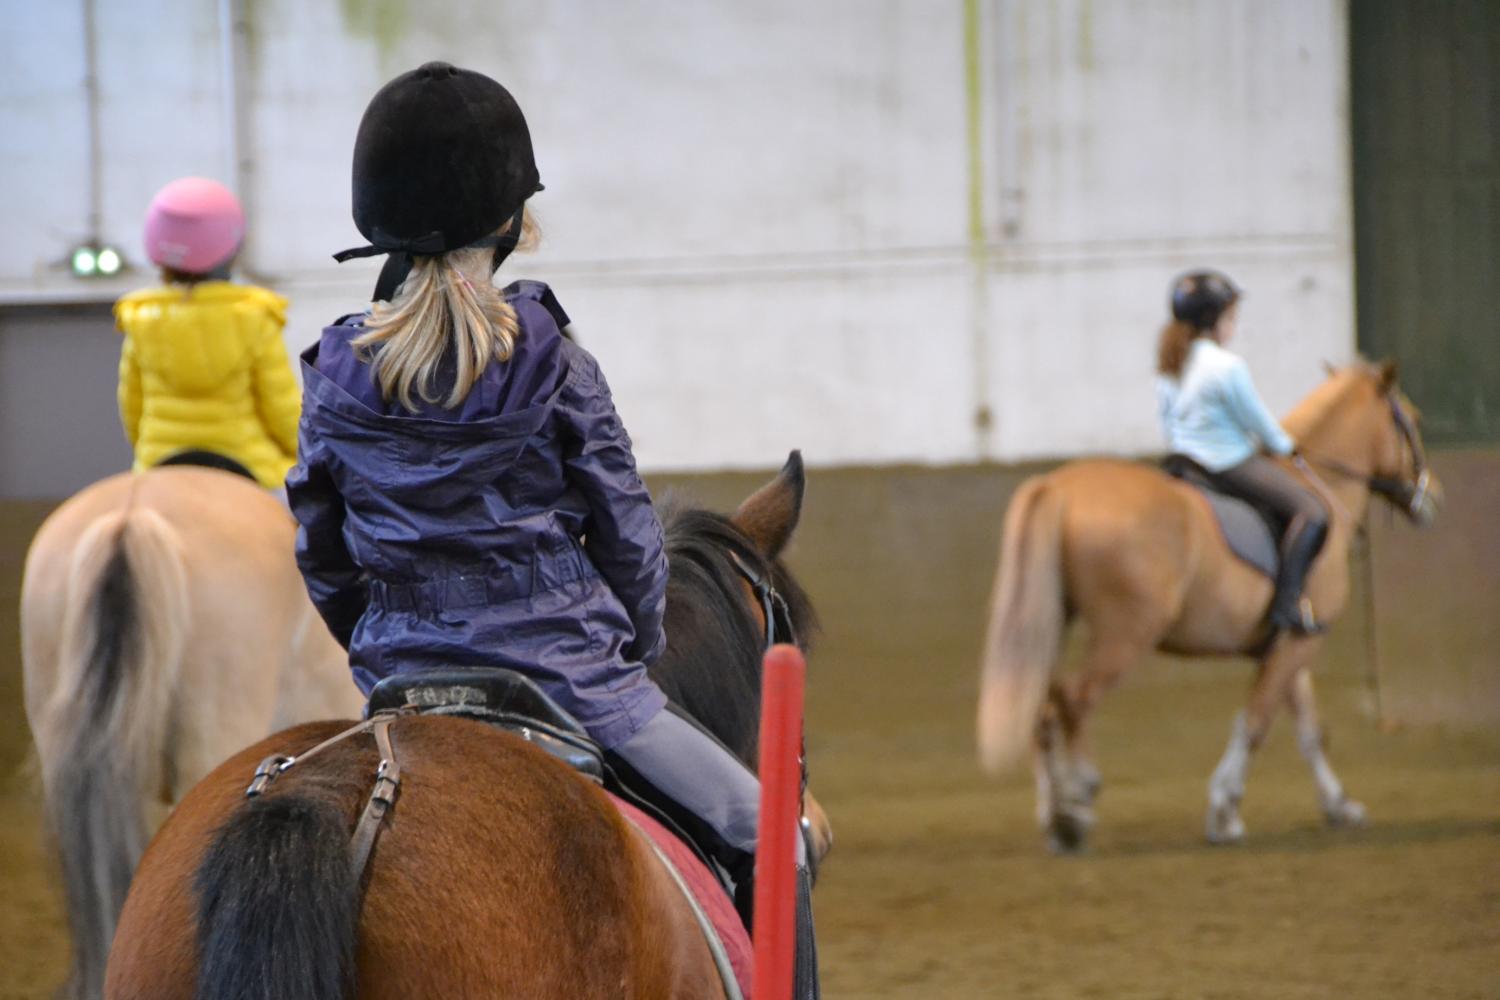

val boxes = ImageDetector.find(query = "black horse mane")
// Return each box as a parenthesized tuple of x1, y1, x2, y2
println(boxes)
(649, 500, 817, 767)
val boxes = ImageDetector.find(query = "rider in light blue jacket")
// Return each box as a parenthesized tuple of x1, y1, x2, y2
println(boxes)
(1156, 271, 1327, 634)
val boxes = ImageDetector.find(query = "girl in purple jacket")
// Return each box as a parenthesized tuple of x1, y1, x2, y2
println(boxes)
(287, 63, 816, 993)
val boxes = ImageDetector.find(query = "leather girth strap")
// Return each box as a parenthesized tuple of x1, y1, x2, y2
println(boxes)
(244, 708, 412, 886)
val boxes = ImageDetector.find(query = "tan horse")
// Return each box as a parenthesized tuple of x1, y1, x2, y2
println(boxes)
(20, 466, 364, 999)
(976, 362, 1440, 851)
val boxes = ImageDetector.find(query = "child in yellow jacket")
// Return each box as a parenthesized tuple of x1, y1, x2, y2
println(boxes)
(115, 177, 300, 488)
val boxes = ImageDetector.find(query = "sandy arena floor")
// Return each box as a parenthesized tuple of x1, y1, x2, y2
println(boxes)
(2, 454, 1496, 998)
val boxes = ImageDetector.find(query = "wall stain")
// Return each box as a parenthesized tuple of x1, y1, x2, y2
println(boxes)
(339, 0, 410, 61)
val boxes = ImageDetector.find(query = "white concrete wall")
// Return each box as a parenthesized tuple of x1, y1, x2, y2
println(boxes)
(1, 0, 1353, 473)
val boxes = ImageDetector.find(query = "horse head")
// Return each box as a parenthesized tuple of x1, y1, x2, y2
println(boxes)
(1364, 361, 1442, 527)
(1295, 360, 1443, 528)
(652, 451, 831, 867)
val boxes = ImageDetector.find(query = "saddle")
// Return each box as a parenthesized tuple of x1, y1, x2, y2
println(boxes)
(367, 669, 605, 780)
(1162, 455, 1280, 579)
(365, 669, 723, 880)
(155, 449, 258, 482)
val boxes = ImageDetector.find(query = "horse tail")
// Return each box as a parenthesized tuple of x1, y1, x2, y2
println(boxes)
(194, 790, 360, 1000)
(36, 505, 188, 996)
(977, 475, 1067, 774)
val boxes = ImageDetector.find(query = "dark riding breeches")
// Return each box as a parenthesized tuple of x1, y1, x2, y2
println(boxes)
(1206, 454, 1329, 626)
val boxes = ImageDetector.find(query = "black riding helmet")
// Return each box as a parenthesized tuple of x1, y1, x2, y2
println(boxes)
(334, 61, 543, 300)
(1170, 270, 1241, 331)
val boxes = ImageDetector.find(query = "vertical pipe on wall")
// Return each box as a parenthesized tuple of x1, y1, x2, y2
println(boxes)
(219, 0, 257, 271)
(81, 0, 103, 241)
(964, 0, 995, 460)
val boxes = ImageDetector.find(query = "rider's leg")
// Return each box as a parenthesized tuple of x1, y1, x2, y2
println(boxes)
(1208, 456, 1329, 632)
(610, 705, 819, 998)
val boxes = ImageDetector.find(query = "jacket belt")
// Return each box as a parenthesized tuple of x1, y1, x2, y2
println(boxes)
(368, 572, 532, 613)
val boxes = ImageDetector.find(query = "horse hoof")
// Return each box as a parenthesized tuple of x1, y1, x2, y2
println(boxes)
(1325, 798, 1367, 829)
(1047, 811, 1092, 854)
(1205, 808, 1246, 845)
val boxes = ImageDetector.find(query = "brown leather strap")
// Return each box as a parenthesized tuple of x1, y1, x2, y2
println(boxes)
(243, 709, 410, 888)
(349, 714, 403, 881)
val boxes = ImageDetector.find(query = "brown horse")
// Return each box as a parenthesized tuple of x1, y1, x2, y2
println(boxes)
(105, 454, 828, 999)
(976, 362, 1440, 850)
(20, 466, 364, 998)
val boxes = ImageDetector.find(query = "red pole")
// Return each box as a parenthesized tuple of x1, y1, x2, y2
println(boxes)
(752, 643, 805, 1000)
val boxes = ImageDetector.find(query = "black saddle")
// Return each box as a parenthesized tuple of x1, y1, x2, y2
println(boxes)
(1162, 455, 1280, 579)
(367, 669, 605, 781)
(365, 667, 727, 889)
(155, 449, 258, 482)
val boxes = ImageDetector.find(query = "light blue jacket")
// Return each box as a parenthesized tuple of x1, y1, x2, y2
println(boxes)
(1156, 337, 1294, 472)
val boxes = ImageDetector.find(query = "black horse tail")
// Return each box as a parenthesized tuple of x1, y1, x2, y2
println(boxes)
(194, 791, 360, 1000)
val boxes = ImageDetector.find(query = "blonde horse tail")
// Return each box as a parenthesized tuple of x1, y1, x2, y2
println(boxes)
(38, 506, 188, 999)
(977, 476, 1066, 775)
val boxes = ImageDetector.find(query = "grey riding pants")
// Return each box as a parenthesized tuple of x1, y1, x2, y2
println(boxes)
(611, 707, 806, 868)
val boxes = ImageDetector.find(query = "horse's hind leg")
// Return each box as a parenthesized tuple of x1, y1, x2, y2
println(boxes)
(1040, 632, 1149, 853)
(1286, 669, 1366, 828)
(1207, 634, 1325, 844)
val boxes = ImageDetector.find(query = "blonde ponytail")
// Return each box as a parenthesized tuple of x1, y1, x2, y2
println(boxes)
(1156, 319, 1199, 378)
(352, 212, 540, 412)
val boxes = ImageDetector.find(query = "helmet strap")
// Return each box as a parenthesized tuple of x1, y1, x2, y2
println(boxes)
(474, 203, 528, 275)
(367, 204, 527, 303)
(372, 252, 412, 303)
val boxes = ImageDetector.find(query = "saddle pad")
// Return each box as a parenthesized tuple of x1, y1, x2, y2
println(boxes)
(1195, 488, 1278, 579)
(608, 793, 752, 998)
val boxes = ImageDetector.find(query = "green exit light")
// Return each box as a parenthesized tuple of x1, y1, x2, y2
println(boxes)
(69, 243, 126, 279)
(71, 246, 98, 277)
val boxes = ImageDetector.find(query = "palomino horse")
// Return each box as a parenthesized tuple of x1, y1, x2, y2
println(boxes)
(976, 362, 1440, 851)
(105, 453, 827, 999)
(21, 466, 364, 998)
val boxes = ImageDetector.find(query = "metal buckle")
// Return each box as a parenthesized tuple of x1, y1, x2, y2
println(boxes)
(245, 754, 294, 798)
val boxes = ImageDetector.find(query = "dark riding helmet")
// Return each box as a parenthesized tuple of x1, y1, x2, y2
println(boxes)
(1170, 270, 1241, 330)
(333, 61, 543, 297)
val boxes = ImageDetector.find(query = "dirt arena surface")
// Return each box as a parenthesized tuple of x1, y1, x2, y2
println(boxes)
(2, 452, 1496, 998)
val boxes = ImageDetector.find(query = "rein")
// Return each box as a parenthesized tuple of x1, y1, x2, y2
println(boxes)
(1294, 394, 1431, 521)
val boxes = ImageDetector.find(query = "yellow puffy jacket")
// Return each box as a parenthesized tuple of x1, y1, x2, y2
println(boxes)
(115, 282, 300, 488)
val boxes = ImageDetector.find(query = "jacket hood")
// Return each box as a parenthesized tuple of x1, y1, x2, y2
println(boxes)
(300, 344, 562, 509)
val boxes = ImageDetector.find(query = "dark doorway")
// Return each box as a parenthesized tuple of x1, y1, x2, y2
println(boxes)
(1351, 0, 1499, 444)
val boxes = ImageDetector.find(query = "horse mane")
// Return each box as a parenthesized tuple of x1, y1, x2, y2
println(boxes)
(649, 499, 818, 766)
(1280, 359, 1381, 443)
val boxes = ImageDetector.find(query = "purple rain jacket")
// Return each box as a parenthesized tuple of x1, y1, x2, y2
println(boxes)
(286, 281, 669, 749)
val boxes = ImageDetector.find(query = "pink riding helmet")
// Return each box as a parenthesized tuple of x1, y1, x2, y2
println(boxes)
(143, 177, 245, 274)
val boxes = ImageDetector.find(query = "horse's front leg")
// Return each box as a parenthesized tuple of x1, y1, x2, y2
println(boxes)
(1285, 668, 1366, 828)
(1207, 633, 1325, 844)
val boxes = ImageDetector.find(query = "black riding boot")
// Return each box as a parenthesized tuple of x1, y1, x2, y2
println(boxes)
(734, 866, 821, 1000)
(1269, 515, 1329, 635)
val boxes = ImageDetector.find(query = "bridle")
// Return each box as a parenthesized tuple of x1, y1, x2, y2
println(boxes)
(1297, 393, 1432, 522)
(728, 548, 816, 867)
(728, 549, 798, 650)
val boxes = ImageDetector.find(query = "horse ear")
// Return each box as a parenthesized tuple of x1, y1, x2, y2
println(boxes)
(733, 450, 805, 559)
(1378, 359, 1399, 393)
(1321, 359, 1337, 376)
